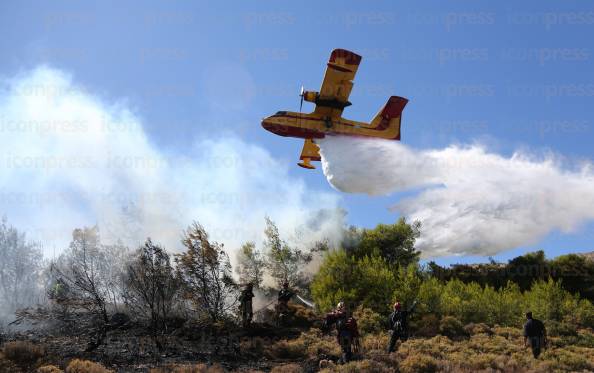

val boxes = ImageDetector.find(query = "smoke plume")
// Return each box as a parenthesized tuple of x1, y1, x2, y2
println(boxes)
(318, 136, 594, 257)
(0, 66, 344, 257)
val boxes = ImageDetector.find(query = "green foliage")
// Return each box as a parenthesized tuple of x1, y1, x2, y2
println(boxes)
(311, 250, 396, 313)
(547, 320, 578, 337)
(438, 316, 467, 339)
(314, 244, 594, 331)
(310, 250, 358, 312)
(507, 250, 547, 290)
(351, 217, 420, 267)
(353, 306, 384, 335)
(550, 254, 594, 299)
(392, 264, 423, 308)
(430, 250, 594, 302)
(524, 277, 567, 322)
(356, 255, 398, 311)
(417, 277, 443, 316)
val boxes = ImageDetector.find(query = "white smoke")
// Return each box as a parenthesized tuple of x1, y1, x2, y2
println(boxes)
(319, 136, 594, 257)
(0, 66, 344, 257)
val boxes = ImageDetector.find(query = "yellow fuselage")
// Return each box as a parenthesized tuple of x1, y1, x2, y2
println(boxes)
(261, 110, 401, 140)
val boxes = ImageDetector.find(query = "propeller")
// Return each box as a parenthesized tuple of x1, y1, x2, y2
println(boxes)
(299, 85, 305, 112)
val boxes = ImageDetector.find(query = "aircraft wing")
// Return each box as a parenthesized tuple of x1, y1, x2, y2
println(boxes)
(314, 49, 362, 117)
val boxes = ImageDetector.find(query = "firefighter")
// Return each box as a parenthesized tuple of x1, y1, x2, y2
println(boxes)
(239, 283, 255, 328)
(524, 311, 547, 358)
(387, 300, 417, 352)
(276, 281, 294, 325)
(324, 302, 360, 363)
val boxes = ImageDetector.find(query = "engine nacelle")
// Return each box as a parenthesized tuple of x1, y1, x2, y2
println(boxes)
(302, 91, 319, 103)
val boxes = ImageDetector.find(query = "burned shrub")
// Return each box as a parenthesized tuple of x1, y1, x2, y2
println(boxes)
(176, 222, 238, 322)
(50, 227, 125, 325)
(1, 341, 45, 369)
(123, 239, 180, 333)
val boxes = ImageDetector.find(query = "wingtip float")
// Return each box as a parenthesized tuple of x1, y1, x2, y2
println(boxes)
(261, 48, 408, 170)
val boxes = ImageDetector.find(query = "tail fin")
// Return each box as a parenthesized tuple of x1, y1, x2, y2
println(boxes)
(370, 96, 408, 140)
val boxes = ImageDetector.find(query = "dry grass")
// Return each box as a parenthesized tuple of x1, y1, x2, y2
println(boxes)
(150, 363, 225, 373)
(65, 359, 114, 373)
(264, 329, 341, 360)
(320, 358, 395, 373)
(1, 341, 45, 369)
(269, 363, 302, 373)
(314, 325, 594, 373)
(251, 324, 594, 372)
(37, 365, 64, 373)
(264, 338, 307, 359)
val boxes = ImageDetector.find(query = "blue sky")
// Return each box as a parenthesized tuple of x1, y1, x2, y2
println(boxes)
(1, 1, 593, 265)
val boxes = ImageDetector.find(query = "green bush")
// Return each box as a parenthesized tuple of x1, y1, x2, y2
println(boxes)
(311, 250, 396, 313)
(439, 316, 468, 339)
(547, 320, 578, 337)
(391, 264, 423, 310)
(353, 306, 384, 335)
(312, 245, 594, 333)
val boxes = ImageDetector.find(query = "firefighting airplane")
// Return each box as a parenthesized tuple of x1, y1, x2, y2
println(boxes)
(261, 48, 408, 169)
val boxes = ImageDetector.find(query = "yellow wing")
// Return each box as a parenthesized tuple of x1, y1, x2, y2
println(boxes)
(314, 49, 362, 119)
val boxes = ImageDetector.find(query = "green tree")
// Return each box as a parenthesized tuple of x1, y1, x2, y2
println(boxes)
(310, 250, 358, 312)
(311, 250, 396, 313)
(550, 254, 594, 300)
(352, 217, 421, 267)
(392, 264, 424, 310)
(357, 255, 398, 312)
(525, 278, 568, 322)
(507, 250, 548, 291)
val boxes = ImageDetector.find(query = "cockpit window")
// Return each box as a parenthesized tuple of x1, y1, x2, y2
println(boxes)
(275, 111, 287, 115)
